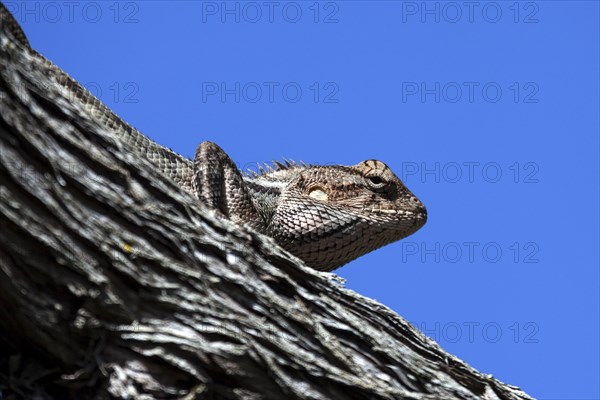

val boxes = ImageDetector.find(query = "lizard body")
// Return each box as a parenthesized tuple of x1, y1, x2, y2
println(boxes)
(1, 4, 427, 271)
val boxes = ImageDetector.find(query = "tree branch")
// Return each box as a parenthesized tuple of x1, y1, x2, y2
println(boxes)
(0, 15, 534, 400)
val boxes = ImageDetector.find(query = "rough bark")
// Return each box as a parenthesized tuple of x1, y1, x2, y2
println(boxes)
(0, 17, 534, 400)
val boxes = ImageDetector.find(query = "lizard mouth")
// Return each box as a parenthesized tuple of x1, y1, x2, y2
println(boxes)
(394, 204, 427, 233)
(366, 207, 426, 236)
(376, 205, 427, 218)
(408, 207, 428, 237)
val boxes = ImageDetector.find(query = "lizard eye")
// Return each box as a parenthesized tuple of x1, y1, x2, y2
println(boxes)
(365, 174, 388, 190)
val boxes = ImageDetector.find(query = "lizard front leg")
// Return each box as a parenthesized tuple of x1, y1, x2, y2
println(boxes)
(193, 141, 263, 231)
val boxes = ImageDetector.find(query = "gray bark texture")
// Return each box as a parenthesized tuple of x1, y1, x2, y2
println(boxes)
(0, 17, 534, 400)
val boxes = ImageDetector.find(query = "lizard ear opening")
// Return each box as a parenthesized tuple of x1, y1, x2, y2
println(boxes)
(308, 187, 328, 201)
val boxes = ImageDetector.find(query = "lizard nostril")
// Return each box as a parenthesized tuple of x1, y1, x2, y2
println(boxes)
(409, 196, 427, 217)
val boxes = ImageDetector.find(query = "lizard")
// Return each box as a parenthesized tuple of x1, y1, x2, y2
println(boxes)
(0, 4, 427, 271)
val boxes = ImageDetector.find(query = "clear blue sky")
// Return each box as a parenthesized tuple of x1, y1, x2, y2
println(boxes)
(12, 1, 599, 398)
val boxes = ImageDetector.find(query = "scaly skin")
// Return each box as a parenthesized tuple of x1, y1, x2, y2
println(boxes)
(2, 4, 427, 271)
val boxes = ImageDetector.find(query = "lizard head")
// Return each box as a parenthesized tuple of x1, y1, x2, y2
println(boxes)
(263, 159, 427, 271)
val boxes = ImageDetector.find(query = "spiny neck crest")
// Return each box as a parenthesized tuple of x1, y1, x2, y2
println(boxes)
(244, 158, 315, 179)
